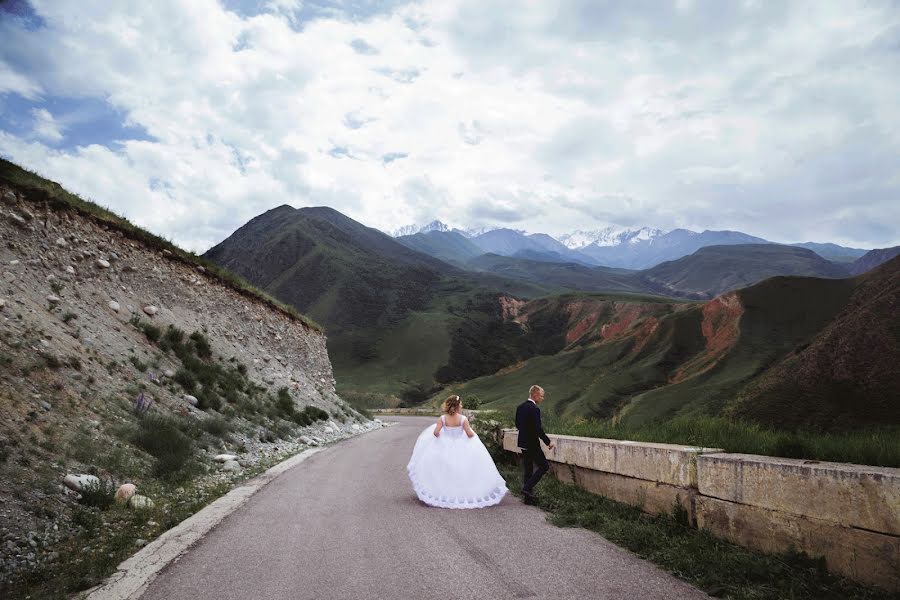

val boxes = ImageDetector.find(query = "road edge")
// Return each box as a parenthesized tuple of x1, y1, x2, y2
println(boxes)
(80, 424, 396, 600)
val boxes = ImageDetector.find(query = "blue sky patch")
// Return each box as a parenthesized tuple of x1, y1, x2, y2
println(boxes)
(0, 92, 155, 149)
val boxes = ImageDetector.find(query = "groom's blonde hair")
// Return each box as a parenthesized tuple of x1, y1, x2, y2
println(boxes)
(529, 385, 543, 398)
(442, 395, 461, 414)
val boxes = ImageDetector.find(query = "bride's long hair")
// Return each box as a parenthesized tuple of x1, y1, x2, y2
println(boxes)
(441, 395, 461, 414)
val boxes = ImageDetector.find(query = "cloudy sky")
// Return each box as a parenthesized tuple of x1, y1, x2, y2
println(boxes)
(1, 0, 898, 251)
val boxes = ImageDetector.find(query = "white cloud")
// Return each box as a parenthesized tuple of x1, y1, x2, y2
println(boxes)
(0, 0, 897, 251)
(30, 108, 63, 142)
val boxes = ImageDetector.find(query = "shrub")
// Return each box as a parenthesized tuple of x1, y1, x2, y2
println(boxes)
(275, 387, 295, 417)
(200, 416, 232, 437)
(133, 414, 194, 479)
(196, 387, 221, 412)
(141, 323, 161, 343)
(174, 368, 197, 392)
(62, 311, 77, 324)
(190, 331, 212, 358)
(78, 478, 117, 510)
(465, 395, 481, 410)
(128, 355, 148, 372)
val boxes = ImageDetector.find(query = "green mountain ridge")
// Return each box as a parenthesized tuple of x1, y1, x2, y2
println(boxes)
(437, 258, 899, 431)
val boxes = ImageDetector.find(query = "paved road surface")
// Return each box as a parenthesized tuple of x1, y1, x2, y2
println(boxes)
(142, 417, 707, 600)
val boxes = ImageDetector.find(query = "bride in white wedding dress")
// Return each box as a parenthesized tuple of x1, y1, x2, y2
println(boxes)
(406, 395, 508, 509)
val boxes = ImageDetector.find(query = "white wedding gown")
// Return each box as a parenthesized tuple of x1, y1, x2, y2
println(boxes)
(406, 415, 507, 509)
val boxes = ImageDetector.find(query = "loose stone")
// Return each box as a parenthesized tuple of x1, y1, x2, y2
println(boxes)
(63, 474, 100, 493)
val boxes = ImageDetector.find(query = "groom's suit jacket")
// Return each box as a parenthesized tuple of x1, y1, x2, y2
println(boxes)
(515, 400, 551, 449)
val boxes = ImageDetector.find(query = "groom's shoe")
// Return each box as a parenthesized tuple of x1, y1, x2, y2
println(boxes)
(522, 491, 537, 505)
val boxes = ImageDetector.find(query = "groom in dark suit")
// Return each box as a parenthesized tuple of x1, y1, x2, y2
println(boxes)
(515, 385, 555, 505)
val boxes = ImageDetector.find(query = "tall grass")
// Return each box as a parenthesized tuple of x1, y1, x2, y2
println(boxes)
(543, 416, 900, 468)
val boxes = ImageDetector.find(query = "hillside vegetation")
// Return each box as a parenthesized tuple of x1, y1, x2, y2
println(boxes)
(0, 163, 377, 597)
(438, 259, 899, 433)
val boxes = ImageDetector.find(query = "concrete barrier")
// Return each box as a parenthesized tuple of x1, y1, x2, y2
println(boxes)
(501, 429, 722, 522)
(696, 453, 900, 589)
(502, 429, 900, 591)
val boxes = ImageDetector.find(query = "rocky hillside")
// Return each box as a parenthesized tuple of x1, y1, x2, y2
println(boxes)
(0, 163, 378, 597)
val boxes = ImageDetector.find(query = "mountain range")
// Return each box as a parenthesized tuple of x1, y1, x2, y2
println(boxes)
(205, 204, 899, 423)
(390, 220, 872, 270)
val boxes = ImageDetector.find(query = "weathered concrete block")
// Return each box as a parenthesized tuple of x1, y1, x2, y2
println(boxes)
(698, 453, 900, 536)
(551, 463, 697, 523)
(697, 495, 900, 591)
(501, 430, 722, 488)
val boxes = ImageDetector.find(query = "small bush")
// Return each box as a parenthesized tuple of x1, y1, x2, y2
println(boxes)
(62, 311, 78, 324)
(190, 331, 212, 358)
(141, 323, 161, 343)
(200, 416, 232, 437)
(133, 414, 194, 479)
(196, 387, 221, 412)
(50, 281, 64, 295)
(67, 356, 82, 370)
(128, 355, 148, 372)
(174, 368, 197, 392)
(78, 478, 117, 510)
(464, 395, 481, 410)
(275, 387, 295, 417)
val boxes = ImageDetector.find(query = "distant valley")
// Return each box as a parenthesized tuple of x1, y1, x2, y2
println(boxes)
(205, 205, 899, 430)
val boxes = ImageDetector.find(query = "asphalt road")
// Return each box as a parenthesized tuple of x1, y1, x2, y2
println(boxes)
(142, 417, 708, 600)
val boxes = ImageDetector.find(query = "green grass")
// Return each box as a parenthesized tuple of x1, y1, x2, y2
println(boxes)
(0, 158, 321, 332)
(496, 461, 894, 599)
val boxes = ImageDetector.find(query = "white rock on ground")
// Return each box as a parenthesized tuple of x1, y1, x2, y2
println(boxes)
(221, 460, 241, 472)
(143, 305, 158, 316)
(213, 454, 238, 463)
(129, 495, 154, 510)
(96, 259, 111, 269)
(63, 474, 99, 493)
(183, 394, 198, 406)
(108, 300, 120, 312)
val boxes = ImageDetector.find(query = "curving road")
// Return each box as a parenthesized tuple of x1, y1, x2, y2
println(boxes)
(142, 417, 707, 600)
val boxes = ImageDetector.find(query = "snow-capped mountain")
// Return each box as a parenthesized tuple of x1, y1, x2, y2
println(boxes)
(389, 220, 453, 237)
(456, 225, 511, 238)
(558, 227, 667, 249)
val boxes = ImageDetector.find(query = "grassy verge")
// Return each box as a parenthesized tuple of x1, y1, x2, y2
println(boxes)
(2, 444, 312, 600)
(0, 158, 321, 332)
(494, 458, 895, 600)
(541, 416, 900, 468)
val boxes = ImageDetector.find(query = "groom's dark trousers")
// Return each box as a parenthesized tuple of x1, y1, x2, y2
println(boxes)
(515, 400, 551, 494)
(521, 445, 550, 494)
